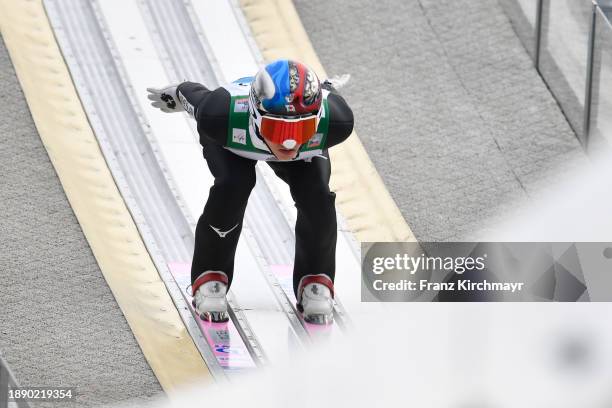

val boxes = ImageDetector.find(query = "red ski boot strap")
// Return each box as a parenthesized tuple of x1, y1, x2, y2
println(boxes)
(192, 271, 229, 296)
(298, 274, 335, 304)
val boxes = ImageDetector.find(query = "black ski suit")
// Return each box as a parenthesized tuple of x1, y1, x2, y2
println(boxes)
(177, 81, 354, 297)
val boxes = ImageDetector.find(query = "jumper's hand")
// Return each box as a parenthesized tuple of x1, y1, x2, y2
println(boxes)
(323, 74, 351, 90)
(147, 84, 184, 113)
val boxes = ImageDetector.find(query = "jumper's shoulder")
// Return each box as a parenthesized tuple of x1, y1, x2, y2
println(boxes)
(328, 92, 354, 124)
(196, 87, 232, 145)
(197, 87, 231, 118)
(326, 92, 354, 148)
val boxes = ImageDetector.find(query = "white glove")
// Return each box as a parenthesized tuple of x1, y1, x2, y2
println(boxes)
(146, 84, 184, 113)
(324, 74, 351, 90)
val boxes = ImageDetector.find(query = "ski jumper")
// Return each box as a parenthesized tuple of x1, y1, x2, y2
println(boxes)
(177, 78, 354, 297)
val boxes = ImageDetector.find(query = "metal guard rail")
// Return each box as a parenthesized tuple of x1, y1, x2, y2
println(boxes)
(0, 354, 30, 408)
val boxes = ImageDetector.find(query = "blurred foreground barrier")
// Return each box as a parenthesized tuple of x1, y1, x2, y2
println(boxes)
(499, 0, 612, 154)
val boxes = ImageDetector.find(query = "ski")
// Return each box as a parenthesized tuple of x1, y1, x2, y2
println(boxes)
(269, 264, 342, 339)
(168, 263, 257, 371)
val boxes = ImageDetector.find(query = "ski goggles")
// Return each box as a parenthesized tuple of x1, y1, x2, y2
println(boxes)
(250, 92, 321, 148)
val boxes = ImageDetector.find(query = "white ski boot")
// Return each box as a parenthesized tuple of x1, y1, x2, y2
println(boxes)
(297, 274, 334, 325)
(192, 271, 229, 323)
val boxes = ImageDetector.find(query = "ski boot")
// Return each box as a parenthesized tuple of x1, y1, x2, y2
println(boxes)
(192, 271, 229, 323)
(297, 274, 334, 325)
